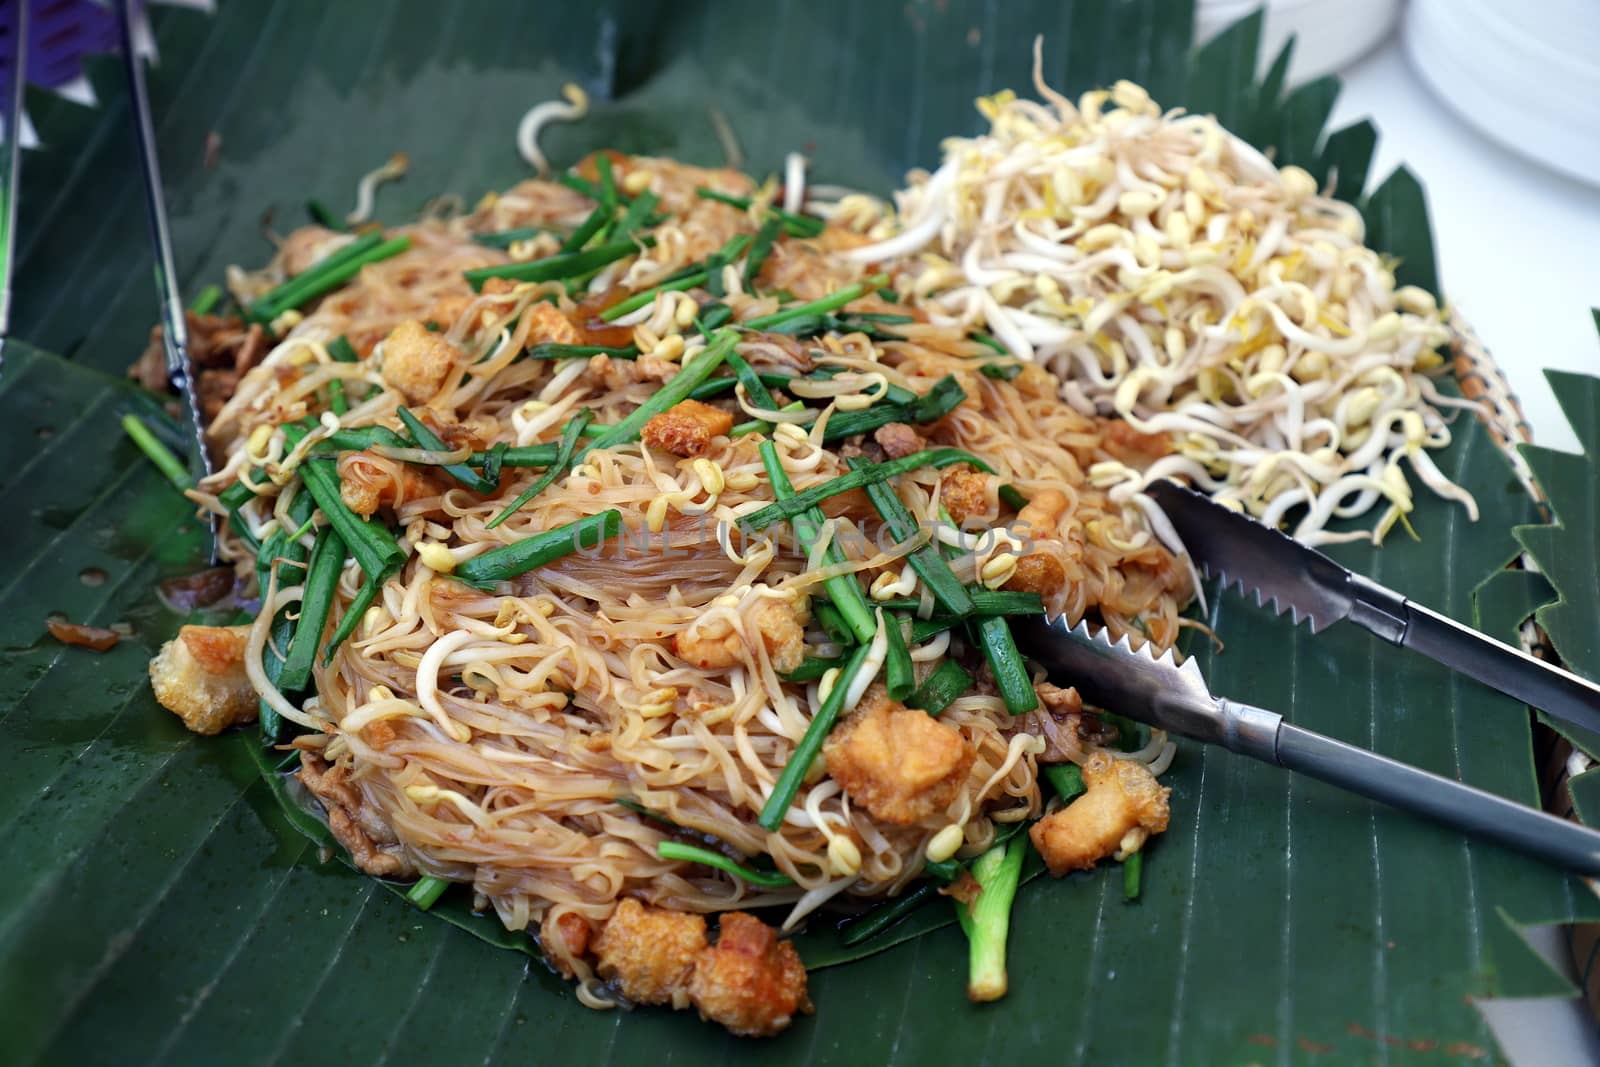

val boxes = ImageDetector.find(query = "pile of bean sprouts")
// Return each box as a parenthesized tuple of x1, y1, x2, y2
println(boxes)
(821, 43, 1479, 545)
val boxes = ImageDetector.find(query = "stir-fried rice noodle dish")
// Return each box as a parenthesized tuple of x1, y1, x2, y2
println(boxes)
(144, 60, 1472, 1037)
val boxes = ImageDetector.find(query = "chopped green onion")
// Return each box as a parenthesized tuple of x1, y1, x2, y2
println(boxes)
(882, 613, 916, 702)
(189, 284, 223, 315)
(256, 491, 315, 743)
(972, 615, 1038, 715)
(1123, 849, 1143, 902)
(758, 440, 877, 645)
(452, 509, 623, 586)
(579, 330, 738, 459)
(979, 362, 1022, 381)
(909, 617, 952, 645)
(740, 447, 993, 534)
(407, 876, 449, 909)
(120, 414, 190, 490)
(743, 214, 784, 287)
(311, 425, 412, 454)
(321, 563, 393, 666)
(656, 841, 795, 889)
(758, 640, 874, 831)
(486, 410, 593, 528)
(907, 660, 973, 716)
(744, 273, 889, 332)
(1043, 762, 1085, 801)
(955, 834, 1026, 1002)
(277, 527, 346, 692)
(525, 342, 638, 361)
(251, 234, 411, 322)
(464, 236, 653, 291)
(473, 225, 552, 249)
(557, 172, 603, 200)
(396, 407, 498, 494)
(327, 380, 348, 416)
(838, 882, 941, 947)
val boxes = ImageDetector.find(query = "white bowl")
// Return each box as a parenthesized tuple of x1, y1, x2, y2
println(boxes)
(1405, 0, 1600, 187)
(1196, 0, 1400, 84)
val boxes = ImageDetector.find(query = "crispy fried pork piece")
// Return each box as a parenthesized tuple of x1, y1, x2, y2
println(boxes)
(687, 912, 812, 1037)
(823, 687, 975, 825)
(379, 319, 462, 404)
(1029, 750, 1170, 876)
(1003, 551, 1068, 596)
(938, 464, 993, 525)
(641, 399, 734, 457)
(872, 421, 926, 459)
(338, 448, 451, 517)
(148, 624, 257, 735)
(753, 596, 808, 673)
(592, 898, 707, 1006)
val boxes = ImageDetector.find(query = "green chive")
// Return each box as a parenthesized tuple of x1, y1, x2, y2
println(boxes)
(724, 347, 777, 410)
(813, 374, 968, 444)
(486, 409, 593, 529)
(189, 284, 223, 315)
(452, 510, 623, 586)
(980, 362, 1022, 381)
(743, 215, 784, 287)
(1043, 762, 1086, 801)
(693, 187, 824, 237)
(306, 199, 346, 231)
(407, 876, 450, 910)
(121, 414, 190, 490)
(656, 841, 795, 889)
(525, 342, 638, 361)
(973, 615, 1038, 715)
(850, 459, 977, 618)
(321, 563, 394, 666)
(907, 660, 973, 716)
(758, 640, 874, 831)
(781, 656, 848, 683)
(1123, 849, 1144, 902)
(327, 335, 360, 363)
(812, 602, 855, 646)
(473, 225, 553, 250)
(612, 190, 660, 240)
(290, 447, 405, 580)
(464, 236, 653, 291)
(579, 330, 738, 459)
(396, 407, 498, 494)
(955, 834, 1026, 1002)
(875, 589, 1042, 617)
(998, 484, 1030, 511)
(744, 273, 889, 332)
(758, 440, 877, 645)
(277, 527, 346, 693)
(883, 613, 916, 702)
(560, 202, 614, 254)
(251, 234, 411, 322)
(598, 234, 753, 322)
(740, 448, 993, 534)
(838, 882, 941, 947)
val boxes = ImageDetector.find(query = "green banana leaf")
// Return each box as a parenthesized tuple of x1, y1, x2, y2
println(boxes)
(6, 2, 1598, 1063)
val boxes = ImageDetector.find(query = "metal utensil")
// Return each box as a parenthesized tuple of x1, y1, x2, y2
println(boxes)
(1146, 479, 1600, 740)
(1012, 615, 1600, 877)
(0, 0, 27, 349)
(113, 0, 213, 487)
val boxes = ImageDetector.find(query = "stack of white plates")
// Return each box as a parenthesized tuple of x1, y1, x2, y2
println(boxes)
(1196, 0, 1400, 84)
(1406, 0, 1600, 187)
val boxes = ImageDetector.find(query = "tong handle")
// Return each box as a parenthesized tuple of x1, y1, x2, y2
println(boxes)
(1221, 699, 1600, 877)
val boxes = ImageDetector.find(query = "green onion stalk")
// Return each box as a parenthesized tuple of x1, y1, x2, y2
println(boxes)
(955, 833, 1027, 1002)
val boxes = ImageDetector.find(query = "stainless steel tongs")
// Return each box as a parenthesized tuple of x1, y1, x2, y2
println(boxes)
(1012, 481, 1600, 877)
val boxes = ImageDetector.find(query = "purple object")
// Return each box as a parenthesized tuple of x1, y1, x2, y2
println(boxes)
(0, 0, 127, 92)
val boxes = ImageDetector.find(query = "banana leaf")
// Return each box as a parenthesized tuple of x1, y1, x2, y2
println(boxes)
(6, 2, 1598, 1063)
